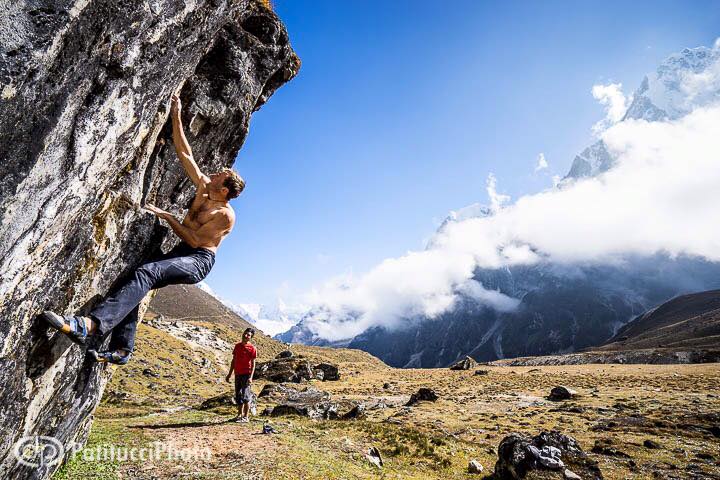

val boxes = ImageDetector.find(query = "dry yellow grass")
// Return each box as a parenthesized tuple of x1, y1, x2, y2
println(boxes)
(95, 357, 720, 479)
(105, 317, 386, 406)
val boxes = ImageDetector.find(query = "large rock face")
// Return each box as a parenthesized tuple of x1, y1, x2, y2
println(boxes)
(0, 1, 298, 477)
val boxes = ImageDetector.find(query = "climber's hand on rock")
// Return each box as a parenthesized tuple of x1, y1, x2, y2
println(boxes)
(225, 374, 232, 383)
(144, 204, 170, 220)
(170, 94, 181, 116)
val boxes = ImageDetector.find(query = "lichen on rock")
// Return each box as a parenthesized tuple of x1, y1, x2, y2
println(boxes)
(0, 1, 298, 478)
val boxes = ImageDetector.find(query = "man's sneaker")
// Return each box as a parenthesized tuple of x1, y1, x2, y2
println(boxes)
(88, 349, 132, 365)
(241, 416, 249, 423)
(40, 311, 91, 345)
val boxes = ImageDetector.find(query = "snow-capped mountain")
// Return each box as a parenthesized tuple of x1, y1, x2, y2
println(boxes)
(563, 140, 614, 181)
(563, 43, 720, 183)
(194, 282, 306, 336)
(230, 300, 307, 337)
(276, 42, 720, 367)
(624, 45, 720, 122)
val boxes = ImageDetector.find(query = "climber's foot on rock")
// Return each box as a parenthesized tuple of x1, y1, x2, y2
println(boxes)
(40, 311, 94, 345)
(88, 349, 131, 365)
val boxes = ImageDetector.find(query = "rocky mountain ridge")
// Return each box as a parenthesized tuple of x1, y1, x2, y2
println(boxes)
(276, 43, 720, 368)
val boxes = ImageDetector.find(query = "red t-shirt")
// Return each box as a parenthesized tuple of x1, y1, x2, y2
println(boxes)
(233, 342, 257, 375)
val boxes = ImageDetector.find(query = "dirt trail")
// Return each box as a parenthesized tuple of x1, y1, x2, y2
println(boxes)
(123, 419, 282, 479)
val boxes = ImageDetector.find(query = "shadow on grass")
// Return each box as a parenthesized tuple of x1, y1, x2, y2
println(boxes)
(129, 418, 235, 430)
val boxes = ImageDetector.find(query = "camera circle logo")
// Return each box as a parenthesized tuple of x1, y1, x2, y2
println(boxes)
(13, 436, 65, 469)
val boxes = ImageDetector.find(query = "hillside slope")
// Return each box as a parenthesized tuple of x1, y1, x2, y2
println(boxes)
(600, 289, 720, 351)
(105, 285, 387, 406)
(491, 289, 720, 367)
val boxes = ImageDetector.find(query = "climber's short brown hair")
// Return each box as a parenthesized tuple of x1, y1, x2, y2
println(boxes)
(221, 168, 245, 200)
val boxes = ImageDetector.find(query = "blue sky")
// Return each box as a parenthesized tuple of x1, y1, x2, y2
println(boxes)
(203, 0, 720, 306)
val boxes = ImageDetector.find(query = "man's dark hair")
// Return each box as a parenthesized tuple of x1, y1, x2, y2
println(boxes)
(222, 168, 245, 200)
(243, 327, 255, 338)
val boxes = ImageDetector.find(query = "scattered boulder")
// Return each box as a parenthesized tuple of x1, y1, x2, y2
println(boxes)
(267, 404, 312, 417)
(276, 350, 294, 359)
(549, 386, 578, 401)
(342, 404, 366, 420)
(643, 439, 662, 449)
(591, 437, 631, 458)
(406, 388, 439, 406)
(258, 384, 330, 403)
(255, 357, 314, 383)
(259, 385, 359, 420)
(494, 430, 603, 479)
(142, 368, 159, 378)
(255, 358, 340, 383)
(314, 363, 340, 381)
(383, 382, 393, 389)
(266, 401, 358, 420)
(450, 355, 478, 370)
(468, 459, 484, 473)
(564, 469, 582, 480)
(198, 393, 235, 410)
(366, 446, 383, 469)
(474, 370, 490, 376)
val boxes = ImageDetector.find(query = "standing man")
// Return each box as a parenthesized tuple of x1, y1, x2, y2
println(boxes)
(226, 327, 257, 422)
(41, 93, 245, 364)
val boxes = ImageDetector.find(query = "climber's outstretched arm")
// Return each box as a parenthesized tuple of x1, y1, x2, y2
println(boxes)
(170, 94, 210, 188)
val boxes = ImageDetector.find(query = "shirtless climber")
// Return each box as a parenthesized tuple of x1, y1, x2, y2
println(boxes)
(41, 94, 245, 365)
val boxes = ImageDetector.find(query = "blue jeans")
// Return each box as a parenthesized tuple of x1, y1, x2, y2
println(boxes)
(90, 242, 215, 352)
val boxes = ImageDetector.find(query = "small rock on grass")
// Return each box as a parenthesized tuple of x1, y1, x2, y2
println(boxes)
(405, 388, 438, 406)
(549, 386, 577, 401)
(564, 469, 582, 480)
(468, 459, 484, 473)
(643, 439, 662, 449)
(449, 356, 478, 370)
(366, 446, 383, 468)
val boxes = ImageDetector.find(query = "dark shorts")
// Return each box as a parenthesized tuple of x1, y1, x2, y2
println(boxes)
(234, 374, 252, 404)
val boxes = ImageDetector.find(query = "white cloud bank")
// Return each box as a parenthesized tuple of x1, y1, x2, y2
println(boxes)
(297, 102, 720, 341)
(591, 83, 629, 134)
(288, 46, 720, 342)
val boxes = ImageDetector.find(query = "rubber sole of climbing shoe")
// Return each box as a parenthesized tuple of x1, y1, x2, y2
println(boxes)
(40, 311, 87, 345)
(88, 349, 131, 365)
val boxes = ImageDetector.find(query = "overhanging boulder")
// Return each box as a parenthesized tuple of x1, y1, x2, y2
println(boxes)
(0, 1, 299, 478)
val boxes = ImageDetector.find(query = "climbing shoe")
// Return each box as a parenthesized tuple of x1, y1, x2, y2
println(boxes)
(88, 349, 132, 365)
(40, 311, 90, 345)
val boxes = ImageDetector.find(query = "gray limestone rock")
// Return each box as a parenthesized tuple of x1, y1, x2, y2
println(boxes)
(449, 355, 478, 370)
(494, 431, 603, 479)
(0, 1, 298, 478)
(549, 386, 578, 401)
